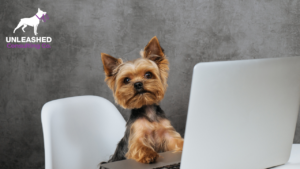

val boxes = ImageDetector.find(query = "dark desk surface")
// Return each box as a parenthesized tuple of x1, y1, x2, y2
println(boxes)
(101, 151, 182, 169)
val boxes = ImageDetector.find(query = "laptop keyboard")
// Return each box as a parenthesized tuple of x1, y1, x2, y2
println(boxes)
(153, 162, 180, 169)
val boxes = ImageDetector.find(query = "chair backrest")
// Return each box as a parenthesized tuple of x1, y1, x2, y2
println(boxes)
(41, 95, 126, 169)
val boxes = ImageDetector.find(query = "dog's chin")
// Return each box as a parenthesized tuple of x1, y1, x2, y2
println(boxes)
(123, 91, 160, 109)
(136, 90, 148, 95)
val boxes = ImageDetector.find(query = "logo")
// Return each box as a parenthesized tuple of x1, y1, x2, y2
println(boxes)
(6, 8, 52, 49)
(13, 8, 48, 35)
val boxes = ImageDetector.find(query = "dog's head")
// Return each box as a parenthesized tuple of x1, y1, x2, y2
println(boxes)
(101, 36, 169, 109)
(37, 8, 47, 19)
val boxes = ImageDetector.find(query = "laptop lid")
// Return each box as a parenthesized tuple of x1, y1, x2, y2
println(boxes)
(181, 57, 300, 169)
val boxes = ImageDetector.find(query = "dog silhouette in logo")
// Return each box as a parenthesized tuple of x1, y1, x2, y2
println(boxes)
(13, 8, 47, 36)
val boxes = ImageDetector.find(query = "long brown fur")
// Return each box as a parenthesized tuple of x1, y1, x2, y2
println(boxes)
(126, 117, 183, 163)
(100, 36, 183, 165)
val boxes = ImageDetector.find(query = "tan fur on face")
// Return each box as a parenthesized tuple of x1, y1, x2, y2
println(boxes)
(101, 36, 169, 109)
(114, 58, 165, 109)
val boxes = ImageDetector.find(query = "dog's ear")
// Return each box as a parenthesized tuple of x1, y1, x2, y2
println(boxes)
(142, 36, 165, 62)
(101, 53, 123, 77)
(101, 53, 123, 91)
(38, 8, 41, 11)
(142, 36, 169, 89)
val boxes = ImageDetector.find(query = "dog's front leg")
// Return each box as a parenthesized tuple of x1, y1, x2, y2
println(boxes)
(34, 25, 38, 35)
(125, 121, 159, 163)
(165, 130, 184, 152)
(126, 137, 159, 163)
(161, 119, 184, 152)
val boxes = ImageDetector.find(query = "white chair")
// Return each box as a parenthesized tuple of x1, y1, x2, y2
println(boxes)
(41, 95, 126, 169)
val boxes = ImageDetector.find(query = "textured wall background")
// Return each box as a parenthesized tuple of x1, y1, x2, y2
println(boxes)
(1, 0, 300, 168)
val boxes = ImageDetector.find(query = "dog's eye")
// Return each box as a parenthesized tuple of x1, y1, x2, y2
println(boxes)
(124, 78, 131, 84)
(144, 72, 152, 79)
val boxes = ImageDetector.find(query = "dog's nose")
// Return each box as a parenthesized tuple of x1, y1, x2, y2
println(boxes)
(134, 82, 143, 90)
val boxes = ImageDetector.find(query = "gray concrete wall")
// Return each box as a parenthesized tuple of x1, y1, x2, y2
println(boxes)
(0, 0, 300, 168)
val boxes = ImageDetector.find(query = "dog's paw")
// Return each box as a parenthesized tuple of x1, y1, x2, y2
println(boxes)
(137, 149, 159, 164)
(173, 139, 184, 152)
(126, 146, 159, 164)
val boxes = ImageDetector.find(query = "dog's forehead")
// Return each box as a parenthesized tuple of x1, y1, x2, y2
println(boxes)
(121, 58, 158, 72)
(115, 58, 159, 79)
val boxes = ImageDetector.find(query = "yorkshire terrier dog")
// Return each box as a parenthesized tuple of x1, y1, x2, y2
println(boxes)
(100, 36, 184, 167)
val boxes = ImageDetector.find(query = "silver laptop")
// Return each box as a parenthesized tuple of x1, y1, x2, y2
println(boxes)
(101, 57, 300, 169)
